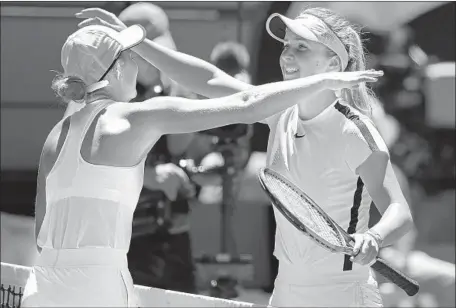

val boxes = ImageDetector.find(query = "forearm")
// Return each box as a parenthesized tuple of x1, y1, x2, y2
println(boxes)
(238, 74, 327, 122)
(138, 75, 327, 134)
(370, 202, 413, 247)
(133, 39, 246, 98)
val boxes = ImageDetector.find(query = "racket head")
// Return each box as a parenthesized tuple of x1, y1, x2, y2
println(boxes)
(258, 167, 352, 254)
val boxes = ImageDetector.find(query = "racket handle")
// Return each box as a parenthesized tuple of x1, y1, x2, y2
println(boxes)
(371, 258, 419, 296)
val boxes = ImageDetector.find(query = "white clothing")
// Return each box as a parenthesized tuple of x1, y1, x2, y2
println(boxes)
(270, 264, 383, 307)
(22, 101, 145, 307)
(265, 100, 388, 306)
(22, 248, 138, 307)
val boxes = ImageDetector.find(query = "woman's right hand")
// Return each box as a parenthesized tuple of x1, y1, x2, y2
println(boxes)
(75, 8, 127, 32)
(323, 69, 384, 90)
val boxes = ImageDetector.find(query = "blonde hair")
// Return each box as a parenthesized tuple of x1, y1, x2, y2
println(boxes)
(51, 74, 87, 104)
(301, 7, 378, 116)
(51, 60, 124, 104)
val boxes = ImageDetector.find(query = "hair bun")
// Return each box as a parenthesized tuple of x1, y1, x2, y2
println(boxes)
(51, 74, 87, 103)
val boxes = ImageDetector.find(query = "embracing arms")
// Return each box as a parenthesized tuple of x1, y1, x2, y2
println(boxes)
(131, 39, 252, 99)
(76, 8, 251, 99)
(75, 8, 382, 133)
(124, 71, 381, 137)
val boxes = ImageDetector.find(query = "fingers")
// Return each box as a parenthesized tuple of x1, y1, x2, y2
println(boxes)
(77, 18, 103, 28)
(345, 70, 382, 88)
(349, 76, 378, 88)
(75, 8, 114, 21)
(351, 234, 363, 257)
(352, 239, 370, 264)
(77, 17, 121, 31)
(350, 233, 380, 266)
(75, 8, 125, 31)
(364, 70, 384, 77)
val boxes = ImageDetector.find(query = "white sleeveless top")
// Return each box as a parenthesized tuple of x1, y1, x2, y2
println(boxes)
(265, 100, 388, 278)
(37, 100, 146, 251)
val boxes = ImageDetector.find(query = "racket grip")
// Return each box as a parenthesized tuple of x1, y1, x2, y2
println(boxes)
(371, 258, 419, 296)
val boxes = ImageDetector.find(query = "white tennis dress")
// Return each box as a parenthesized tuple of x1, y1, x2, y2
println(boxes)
(265, 100, 386, 307)
(21, 101, 146, 307)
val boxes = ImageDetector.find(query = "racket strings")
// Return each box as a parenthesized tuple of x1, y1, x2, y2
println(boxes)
(265, 175, 343, 247)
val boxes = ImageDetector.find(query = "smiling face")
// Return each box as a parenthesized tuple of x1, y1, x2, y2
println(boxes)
(280, 29, 339, 81)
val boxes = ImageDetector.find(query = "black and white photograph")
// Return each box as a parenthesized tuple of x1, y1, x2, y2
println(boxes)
(1, 1, 454, 307)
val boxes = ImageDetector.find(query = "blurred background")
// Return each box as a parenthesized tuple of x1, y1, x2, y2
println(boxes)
(1, 1, 454, 307)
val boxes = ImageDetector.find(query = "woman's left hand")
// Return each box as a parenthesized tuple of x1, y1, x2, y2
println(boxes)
(350, 233, 380, 266)
(75, 8, 127, 32)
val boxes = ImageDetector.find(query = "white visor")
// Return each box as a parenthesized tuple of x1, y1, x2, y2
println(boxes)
(115, 24, 147, 52)
(266, 13, 349, 71)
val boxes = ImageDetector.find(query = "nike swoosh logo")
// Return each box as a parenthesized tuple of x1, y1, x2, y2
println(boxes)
(294, 133, 306, 138)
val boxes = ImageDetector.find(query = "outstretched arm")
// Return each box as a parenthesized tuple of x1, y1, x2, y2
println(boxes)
(125, 70, 382, 138)
(76, 8, 252, 99)
(132, 38, 252, 99)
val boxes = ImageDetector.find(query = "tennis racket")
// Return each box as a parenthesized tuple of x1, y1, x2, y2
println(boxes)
(258, 167, 419, 296)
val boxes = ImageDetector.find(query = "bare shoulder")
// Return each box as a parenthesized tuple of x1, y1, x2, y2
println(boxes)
(91, 101, 164, 163)
(107, 96, 200, 133)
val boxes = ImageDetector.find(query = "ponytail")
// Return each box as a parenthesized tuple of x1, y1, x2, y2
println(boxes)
(51, 74, 87, 104)
(303, 7, 379, 117)
(340, 28, 378, 117)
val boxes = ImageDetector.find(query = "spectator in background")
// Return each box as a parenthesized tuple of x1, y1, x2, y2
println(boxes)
(190, 41, 255, 202)
(187, 41, 254, 299)
(120, 2, 177, 100)
(210, 41, 251, 84)
(119, 2, 198, 293)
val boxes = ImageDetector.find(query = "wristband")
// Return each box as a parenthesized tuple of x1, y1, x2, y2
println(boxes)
(366, 229, 384, 248)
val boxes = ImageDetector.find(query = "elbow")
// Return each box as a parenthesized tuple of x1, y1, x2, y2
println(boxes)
(397, 203, 414, 237)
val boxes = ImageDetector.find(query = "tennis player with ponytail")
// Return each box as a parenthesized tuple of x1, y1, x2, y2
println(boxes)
(77, 6, 412, 307)
(22, 18, 381, 307)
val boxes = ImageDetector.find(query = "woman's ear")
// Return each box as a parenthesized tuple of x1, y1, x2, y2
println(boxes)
(327, 55, 342, 73)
